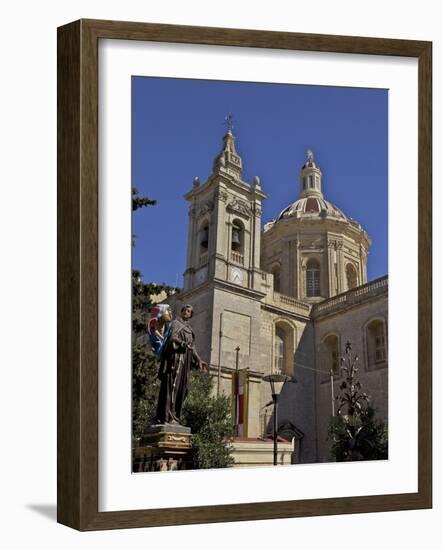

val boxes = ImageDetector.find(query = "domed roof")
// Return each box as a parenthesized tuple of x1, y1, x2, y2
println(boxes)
(277, 196, 348, 221)
(262, 149, 364, 234)
(301, 159, 319, 170)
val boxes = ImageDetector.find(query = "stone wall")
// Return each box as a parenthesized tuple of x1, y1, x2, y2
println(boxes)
(313, 283, 388, 462)
(161, 278, 388, 465)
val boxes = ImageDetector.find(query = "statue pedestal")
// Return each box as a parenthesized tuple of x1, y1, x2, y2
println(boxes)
(133, 424, 192, 472)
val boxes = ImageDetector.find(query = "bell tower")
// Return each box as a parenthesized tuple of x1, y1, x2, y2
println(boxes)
(179, 120, 268, 440)
(183, 121, 267, 292)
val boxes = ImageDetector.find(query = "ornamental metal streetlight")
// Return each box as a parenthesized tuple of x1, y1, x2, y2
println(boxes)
(263, 373, 291, 465)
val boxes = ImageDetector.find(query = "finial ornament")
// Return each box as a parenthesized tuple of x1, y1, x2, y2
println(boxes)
(306, 148, 314, 163)
(224, 114, 235, 133)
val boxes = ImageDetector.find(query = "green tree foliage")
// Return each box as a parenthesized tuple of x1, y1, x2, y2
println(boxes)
(132, 188, 162, 439)
(132, 187, 156, 211)
(182, 371, 234, 469)
(132, 269, 169, 439)
(132, 187, 157, 246)
(328, 341, 388, 461)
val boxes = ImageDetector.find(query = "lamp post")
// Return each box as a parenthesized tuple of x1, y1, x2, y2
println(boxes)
(263, 373, 290, 465)
(235, 346, 240, 372)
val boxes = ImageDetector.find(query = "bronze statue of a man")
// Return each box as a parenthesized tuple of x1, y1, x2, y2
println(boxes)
(156, 304, 206, 425)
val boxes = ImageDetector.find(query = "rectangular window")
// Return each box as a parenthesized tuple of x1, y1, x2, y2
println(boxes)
(368, 322, 386, 368)
(375, 330, 385, 363)
(307, 270, 320, 297)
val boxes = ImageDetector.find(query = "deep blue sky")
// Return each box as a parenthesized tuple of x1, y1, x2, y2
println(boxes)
(132, 77, 388, 287)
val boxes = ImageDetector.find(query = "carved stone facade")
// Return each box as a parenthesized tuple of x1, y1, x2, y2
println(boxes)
(167, 129, 388, 465)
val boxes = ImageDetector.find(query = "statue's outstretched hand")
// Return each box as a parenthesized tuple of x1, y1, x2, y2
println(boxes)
(198, 361, 208, 373)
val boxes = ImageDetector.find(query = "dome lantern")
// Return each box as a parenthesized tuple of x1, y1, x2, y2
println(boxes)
(299, 148, 323, 199)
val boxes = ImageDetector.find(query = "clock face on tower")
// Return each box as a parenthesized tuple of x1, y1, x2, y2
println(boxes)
(196, 266, 207, 285)
(230, 267, 244, 285)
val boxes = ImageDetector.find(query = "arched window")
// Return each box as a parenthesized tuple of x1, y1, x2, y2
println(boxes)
(272, 266, 281, 292)
(231, 220, 244, 252)
(231, 219, 244, 264)
(306, 259, 321, 297)
(366, 319, 387, 368)
(273, 322, 295, 376)
(323, 334, 340, 376)
(346, 263, 358, 290)
(274, 326, 285, 373)
(197, 220, 209, 265)
(199, 222, 209, 257)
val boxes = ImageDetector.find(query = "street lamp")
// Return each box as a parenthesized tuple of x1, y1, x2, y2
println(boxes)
(263, 373, 290, 465)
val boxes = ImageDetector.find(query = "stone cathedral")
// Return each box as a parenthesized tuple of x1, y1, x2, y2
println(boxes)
(166, 127, 388, 466)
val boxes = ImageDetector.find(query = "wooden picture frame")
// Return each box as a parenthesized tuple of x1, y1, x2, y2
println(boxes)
(57, 19, 432, 530)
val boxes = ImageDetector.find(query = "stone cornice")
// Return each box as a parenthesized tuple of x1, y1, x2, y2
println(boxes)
(212, 278, 267, 300)
(263, 216, 371, 249)
(178, 277, 267, 302)
(185, 173, 267, 201)
(261, 302, 311, 322)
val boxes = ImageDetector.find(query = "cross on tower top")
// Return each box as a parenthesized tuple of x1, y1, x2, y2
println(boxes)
(224, 114, 235, 133)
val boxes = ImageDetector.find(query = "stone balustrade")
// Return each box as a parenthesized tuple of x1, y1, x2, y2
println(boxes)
(199, 252, 208, 266)
(264, 290, 311, 317)
(278, 293, 311, 312)
(312, 275, 388, 318)
(231, 251, 244, 264)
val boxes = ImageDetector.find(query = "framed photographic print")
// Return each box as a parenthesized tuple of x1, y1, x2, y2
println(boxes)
(57, 19, 432, 530)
